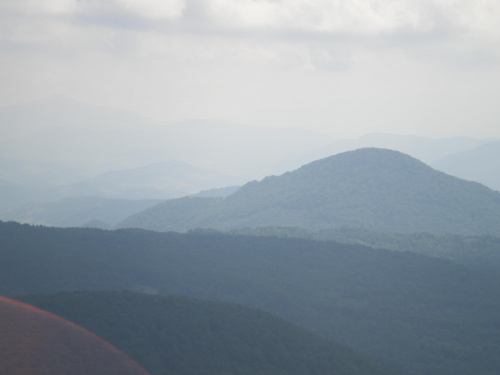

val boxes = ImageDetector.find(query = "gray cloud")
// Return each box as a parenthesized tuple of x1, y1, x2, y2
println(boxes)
(3, 0, 496, 70)
(4, 0, 499, 40)
(1, 0, 499, 139)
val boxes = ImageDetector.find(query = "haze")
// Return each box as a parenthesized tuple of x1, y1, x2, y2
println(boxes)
(3, 3, 500, 374)
(1, 0, 500, 139)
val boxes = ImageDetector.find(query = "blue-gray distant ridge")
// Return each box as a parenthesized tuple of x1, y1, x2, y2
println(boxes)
(119, 148, 500, 235)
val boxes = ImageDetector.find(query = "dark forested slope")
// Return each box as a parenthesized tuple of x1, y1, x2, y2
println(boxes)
(2, 221, 500, 375)
(229, 226, 500, 268)
(0, 296, 149, 375)
(119, 148, 500, 235)
(20, 291, 393, 375)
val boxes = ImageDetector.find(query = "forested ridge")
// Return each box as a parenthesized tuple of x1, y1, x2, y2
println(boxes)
(228, 226, 500, 268)
(118, 148, 500, 235)
(3, 4, 500, 374)
(0, 296, 149, 375)
(19, 291, 394, 375)
(2, 221, 500, 374)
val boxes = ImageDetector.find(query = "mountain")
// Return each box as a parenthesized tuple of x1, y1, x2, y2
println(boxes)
(431, 141, 500, 192)
(0, 196, 162, 227)
(3, 97, 497, 204)
(62, 161, 237, 200)
(0, 177, 61, 210)
(119, 148, 500, 235)
(0, 295, 149, 375)
(3, 221, 500, 375)
(20, 291, 394, 375)
(0, 96, 334, 209)
(0, 96, 331, 183)
(0, 158, 238, 211)
(191, 185, 240, 198)
(0, 161, 239, 226)
(307, 133, 495, 165)
(0, 157, 89, 187)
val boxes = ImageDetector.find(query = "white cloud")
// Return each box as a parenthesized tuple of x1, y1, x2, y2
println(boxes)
(180, 0, 500, 38)
(2, 0, 499, 46)
(0, 0, 76, 15)
(120, 0, 185, 19)
(76, 0, 186, 20)
(211, 0, 428, 34)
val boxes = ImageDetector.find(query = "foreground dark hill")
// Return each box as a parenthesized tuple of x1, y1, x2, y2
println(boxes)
(0, 296, 149, 375)
(20, 292, 393, 375)
(119, 148, 500, 235)
(3, 221, 500, 375)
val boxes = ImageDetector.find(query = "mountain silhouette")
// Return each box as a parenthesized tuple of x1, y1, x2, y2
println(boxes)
(119, 148, 500, 235)
(432, 140, 500, 192)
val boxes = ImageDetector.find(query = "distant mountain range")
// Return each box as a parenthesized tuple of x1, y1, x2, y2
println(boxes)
(0, 158, 239, 212)
(4, 96, 500, 375)
(0, 96, 330, 180)
(293, 133, 500, 192)
(0, 196, 162, 228)
(119, 148, 500, 235)
(0, 186, 242, 229)
(1, 96, 499, 218)
(310, 133, 495, 165)
(431, 140, 500, 192)
(0, 96, 330, 210)
(62, 160, 237, 200)
(0, 158, 237, 211)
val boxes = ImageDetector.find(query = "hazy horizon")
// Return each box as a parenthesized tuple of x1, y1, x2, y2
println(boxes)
(1, 0, 499, 139)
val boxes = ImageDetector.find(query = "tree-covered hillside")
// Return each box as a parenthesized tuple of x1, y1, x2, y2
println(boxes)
(228, 226, 500, 268)
(2, 221, 500, 375)
(20, 291, 394, 375)
(118, 148, 500, 235)
(0, 296, 149, 375)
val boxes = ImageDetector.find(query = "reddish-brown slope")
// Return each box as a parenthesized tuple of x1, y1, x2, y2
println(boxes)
(0, 296, 149, 375)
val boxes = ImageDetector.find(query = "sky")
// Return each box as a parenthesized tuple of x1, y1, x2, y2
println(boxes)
(1, 0, 500, 138)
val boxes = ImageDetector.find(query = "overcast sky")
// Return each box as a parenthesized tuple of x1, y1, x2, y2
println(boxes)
(1, 0, 499, 138)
